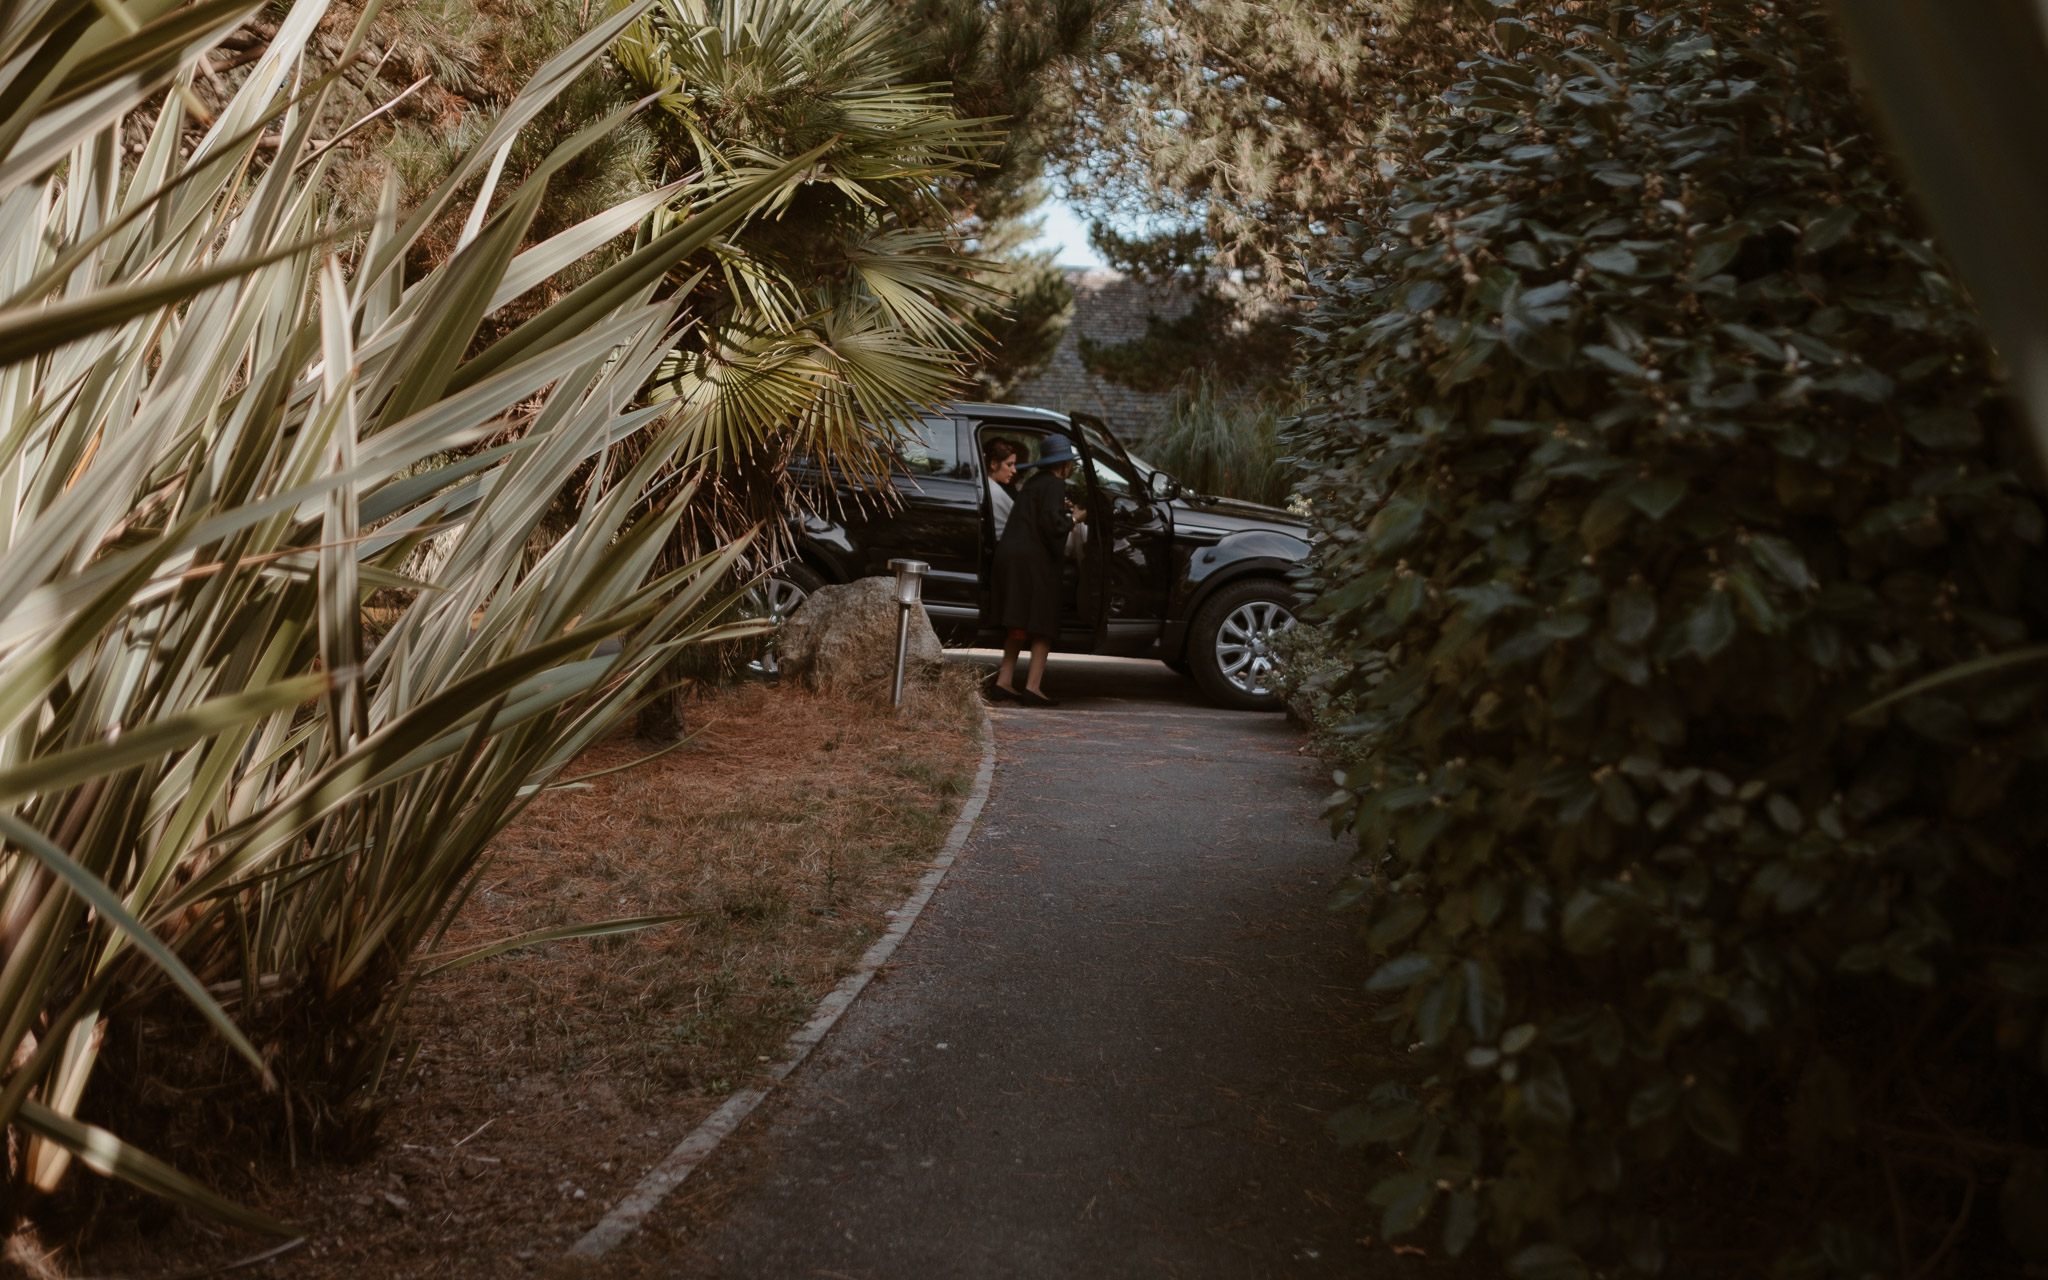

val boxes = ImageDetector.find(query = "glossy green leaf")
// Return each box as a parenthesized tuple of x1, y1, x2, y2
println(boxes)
(1371, 1172, 1438, 1238)
(1367, 952, 1437, 992)
(1508, 1242, 1590, 1280)
(1626, 476, 1685, 521)
(1443, 1189, 1479, 1256)
(1463, 957, 1505, 1041)
(1681, 1081, 1744, 1154)
(1329, 1092, 1424, 1147)
(1683, 590, 1737, 660)
(1608, 584, 1657, 645)
(1627, 1075, 1680, 1128)
(1367, 495, 1427, 553)
(1560, 888, 1619, 954)
(1517, 1055, 1574, 1130)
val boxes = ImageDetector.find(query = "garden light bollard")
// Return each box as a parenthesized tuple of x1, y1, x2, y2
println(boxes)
(889, 559, 928, 707)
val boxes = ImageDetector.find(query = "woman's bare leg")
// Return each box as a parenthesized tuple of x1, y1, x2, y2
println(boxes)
(1023, 639, 1052, 694)
(996, 635, 1022, 691)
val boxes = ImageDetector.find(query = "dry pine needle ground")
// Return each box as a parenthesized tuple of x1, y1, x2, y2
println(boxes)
(63, 668, 985, 1279)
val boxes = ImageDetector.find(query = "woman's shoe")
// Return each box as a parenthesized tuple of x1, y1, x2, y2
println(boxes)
(986, 681, 1019, 703)
(1019, 689, 1060, 708)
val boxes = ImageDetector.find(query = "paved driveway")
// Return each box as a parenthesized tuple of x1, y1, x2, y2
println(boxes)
(633, 654, 1400, 1279)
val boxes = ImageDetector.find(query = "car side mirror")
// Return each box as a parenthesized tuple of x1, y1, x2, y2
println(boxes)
(1147, 470, 1181, 501)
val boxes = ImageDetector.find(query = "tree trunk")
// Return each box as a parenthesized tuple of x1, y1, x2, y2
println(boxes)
(634, 653, 690, 743)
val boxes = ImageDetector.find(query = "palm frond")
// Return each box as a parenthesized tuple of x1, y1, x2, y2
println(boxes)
(610, 0, 1008, 490)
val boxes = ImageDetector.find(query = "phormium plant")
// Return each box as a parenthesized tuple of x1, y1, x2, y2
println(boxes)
(1289, 2, 2048, 1275)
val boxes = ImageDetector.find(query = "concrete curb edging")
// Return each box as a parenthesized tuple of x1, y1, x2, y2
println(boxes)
(566, 704, 1000, 1260)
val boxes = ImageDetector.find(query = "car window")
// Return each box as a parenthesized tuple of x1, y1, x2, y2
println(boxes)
(1071, 416, 1143, 495)
(975, 423, 1090, 505)
(976, 426, 1042, 473)
(893, 417, 961, 476)
(1087, 455, 1132, 496)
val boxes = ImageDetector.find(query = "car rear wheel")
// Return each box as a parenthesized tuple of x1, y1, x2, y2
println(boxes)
(1189, 579, 1298, 710)
(740, 562, 826, 676)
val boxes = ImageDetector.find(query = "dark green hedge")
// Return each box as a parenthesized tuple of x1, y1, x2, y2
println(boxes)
(1289, 2, 2048, 1275)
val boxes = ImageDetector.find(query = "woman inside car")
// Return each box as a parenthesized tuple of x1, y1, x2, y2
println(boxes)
(984, 437, 1020, 538)
(991, 433, 1084, 707)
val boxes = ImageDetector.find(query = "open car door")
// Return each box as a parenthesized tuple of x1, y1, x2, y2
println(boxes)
(1069, 413, 1175, 656)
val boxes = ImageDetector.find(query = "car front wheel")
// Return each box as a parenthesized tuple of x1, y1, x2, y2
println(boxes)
(1189, 579, 1298, 710)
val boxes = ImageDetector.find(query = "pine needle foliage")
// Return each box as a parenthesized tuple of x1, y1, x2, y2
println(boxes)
(1078, 285, 1296, 397)
(1290, 2, 2048, 1274)
(1055, 0, 1483, 288)
(1049, 1, 1481, 409)
(291, 0, 658, 267)
(891, 0, 1119, 396)
(966, 245, 1072, 399)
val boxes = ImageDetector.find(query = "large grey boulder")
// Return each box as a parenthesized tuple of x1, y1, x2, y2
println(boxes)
(777, 576, 945, 695)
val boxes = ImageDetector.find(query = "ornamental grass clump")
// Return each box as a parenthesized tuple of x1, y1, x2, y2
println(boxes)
(1291, 2, 2048, 1274)
(1143, 377, 1298, 507)
(0, 0, 832, 1233)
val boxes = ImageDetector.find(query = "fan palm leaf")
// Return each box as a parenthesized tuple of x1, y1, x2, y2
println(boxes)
(614, 0, 1007, 490)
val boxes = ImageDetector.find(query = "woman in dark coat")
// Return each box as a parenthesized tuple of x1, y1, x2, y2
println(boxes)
(991, 433, 1085, 706)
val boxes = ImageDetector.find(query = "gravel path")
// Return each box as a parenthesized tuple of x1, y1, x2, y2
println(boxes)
(630, 655, 1409, 1279)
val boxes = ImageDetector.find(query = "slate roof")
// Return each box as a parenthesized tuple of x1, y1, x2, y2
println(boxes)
(1000, 267, 1203, 438)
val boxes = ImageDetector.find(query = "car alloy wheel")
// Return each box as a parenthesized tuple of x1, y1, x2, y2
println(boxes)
(1214, 598, 1295, 697)
(739, 572, 817, 676)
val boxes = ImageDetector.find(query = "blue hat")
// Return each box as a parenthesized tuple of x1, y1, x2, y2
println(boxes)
(1023, 432, 1080, 468)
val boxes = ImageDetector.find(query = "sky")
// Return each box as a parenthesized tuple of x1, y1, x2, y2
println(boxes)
(1019, 196, 1107, 269)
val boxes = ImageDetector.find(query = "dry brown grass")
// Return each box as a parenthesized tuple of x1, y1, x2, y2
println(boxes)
(62, 669, 984, 1279)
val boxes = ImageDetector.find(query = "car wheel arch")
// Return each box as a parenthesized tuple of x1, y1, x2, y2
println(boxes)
(790, 553, 838, 587)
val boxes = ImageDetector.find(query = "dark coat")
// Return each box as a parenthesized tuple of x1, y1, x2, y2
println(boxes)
(992, 468, 1074, 639)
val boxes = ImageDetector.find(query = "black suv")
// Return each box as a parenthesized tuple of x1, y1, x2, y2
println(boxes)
(770, 402, 1309, 709)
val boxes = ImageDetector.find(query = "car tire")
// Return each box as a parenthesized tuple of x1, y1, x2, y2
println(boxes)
(1188, 578, 1299, 710)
